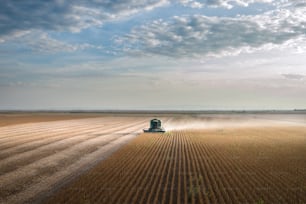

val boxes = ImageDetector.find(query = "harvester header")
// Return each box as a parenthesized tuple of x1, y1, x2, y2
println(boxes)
(143, 118, 165, 133)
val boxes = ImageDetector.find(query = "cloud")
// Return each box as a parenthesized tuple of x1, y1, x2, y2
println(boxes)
(117, 4, 306, 57)
(281, 74, 306, 80)
(0, 0, 168, 39)
(25, 33, 81, 53)
(1, 31, 100, 53)
(0, 0, 302, 43)
(89, 0, 169, 12)
(1, 0, 306, 55)
(179, 0, 204, 8)
(180, 0, 276, 9)
(0, 0, 293, 41)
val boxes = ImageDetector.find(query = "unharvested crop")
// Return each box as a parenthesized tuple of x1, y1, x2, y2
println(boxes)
(45, 127, 306, 204)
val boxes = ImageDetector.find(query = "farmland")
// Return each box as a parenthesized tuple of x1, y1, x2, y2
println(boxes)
(0, 113, 306, 203)
(0, 114, 152, 204)
(44, 126, 306, 204)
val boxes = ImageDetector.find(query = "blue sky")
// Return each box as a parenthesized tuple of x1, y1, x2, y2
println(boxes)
(1, 0, 306, 110)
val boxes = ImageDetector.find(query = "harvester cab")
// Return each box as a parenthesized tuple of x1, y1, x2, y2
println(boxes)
(143, 118, 165, 133)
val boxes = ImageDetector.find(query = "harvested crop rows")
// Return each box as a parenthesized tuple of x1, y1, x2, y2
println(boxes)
(45, 127, 306, 204)
(0, 116, 152, 204)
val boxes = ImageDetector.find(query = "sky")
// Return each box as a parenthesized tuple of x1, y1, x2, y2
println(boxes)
(0, 0, 306, 110)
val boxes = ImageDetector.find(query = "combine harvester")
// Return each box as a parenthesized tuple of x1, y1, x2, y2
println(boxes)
(143, 118, 166, 133)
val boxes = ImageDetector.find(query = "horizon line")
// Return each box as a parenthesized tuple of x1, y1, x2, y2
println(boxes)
(0, 109, 306, 113)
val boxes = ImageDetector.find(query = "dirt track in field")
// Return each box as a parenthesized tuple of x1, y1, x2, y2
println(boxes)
(45, 126, 306, 203)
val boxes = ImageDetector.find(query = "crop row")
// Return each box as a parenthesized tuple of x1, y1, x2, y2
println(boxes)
(45, 127, 306, 204)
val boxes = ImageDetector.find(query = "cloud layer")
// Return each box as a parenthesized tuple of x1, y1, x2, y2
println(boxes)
(2, 0, 305, 55)
(0, 0, 168, 37)
(180, 0, 276, 9)
(118, 4, 306, 57)
(0, 0, 284, 38)
(1, 1, 306, 56)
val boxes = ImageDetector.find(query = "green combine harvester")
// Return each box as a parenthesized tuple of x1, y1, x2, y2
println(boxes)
(143, 118, 165, 133)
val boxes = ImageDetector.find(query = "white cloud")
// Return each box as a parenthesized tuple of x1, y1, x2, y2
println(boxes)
(26, 33, 81, 53)
(0, 30, 31, 43)
(0, 0, 169, 39)
(117, 4, 306, 57)
(10, 31, 100, 53)
(281, 74, 306, 80)
(180, 0, 276, 9)
(0, 0, 304, 46)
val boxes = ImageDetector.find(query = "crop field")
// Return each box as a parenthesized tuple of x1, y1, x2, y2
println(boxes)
(0, 115, 152, 204)
(45, 124, 306, 203)
(0, 113, 306, 204)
